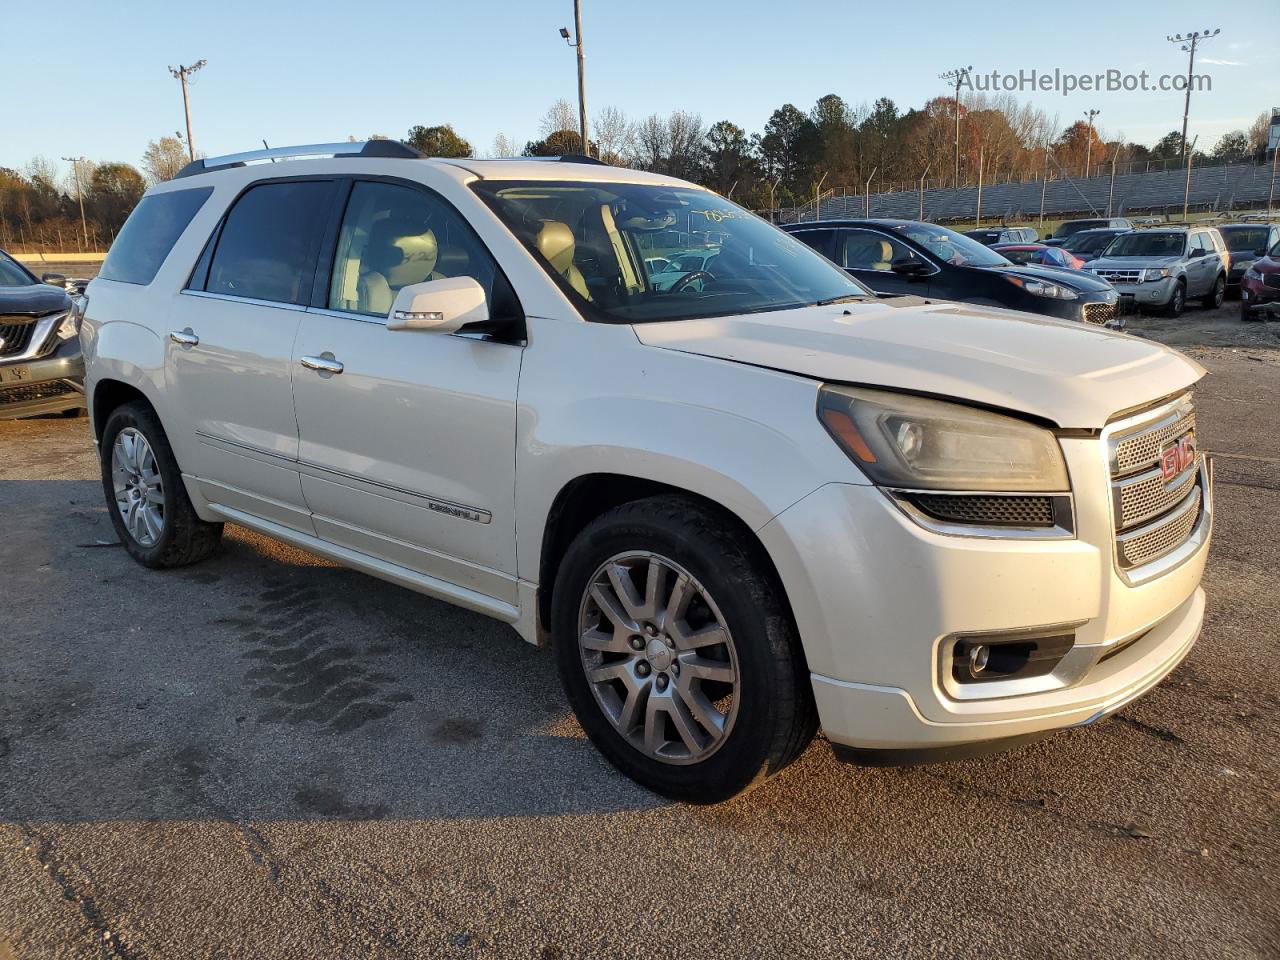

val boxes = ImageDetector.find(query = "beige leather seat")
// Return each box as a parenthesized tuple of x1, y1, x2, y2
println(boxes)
(358, 222, 444, 314)
(846, 235, 894, 272)
(536, 221, 590, 300)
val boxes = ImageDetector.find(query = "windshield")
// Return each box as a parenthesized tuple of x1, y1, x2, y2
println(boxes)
(1102, 232, 1186, 258)
(1220, 227, 1270, 253)
(1058, 220, 1107, 238)
(470, 181, 871, 323)
(1063, 231, 1117, 254)
(890, 223, 1011, 267)
(0, 253, 36, 287)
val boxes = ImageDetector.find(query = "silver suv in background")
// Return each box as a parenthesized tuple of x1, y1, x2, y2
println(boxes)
(1085, 226, 1228, 317)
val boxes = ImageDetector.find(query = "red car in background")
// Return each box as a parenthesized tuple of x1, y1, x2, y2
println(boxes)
(991, 243, 1086, 271)
(1240, 239, 1280, 322)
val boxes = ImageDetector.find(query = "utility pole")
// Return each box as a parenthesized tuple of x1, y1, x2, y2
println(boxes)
(1269, 139, 1278, 214)
(1107, 151, 1119, 216)
(1039, 149, 1050, 227)
(559, 2, 589, 157)
(1165, 29, 1219, 167)
(61, 156, 88, 250)
(975, 146, 985, 229)
(814, 171, 827, 222)
(168, 60, 207, 161)
(864, 167, 878, 218)
(939, 66, 972, 189)
(918, 161, 932, 221)
(1183, 135, 1199, 220)
(1083, 109, 1100, 179)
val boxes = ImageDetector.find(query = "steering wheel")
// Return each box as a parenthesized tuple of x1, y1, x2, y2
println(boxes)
(669, 270, 715, 293)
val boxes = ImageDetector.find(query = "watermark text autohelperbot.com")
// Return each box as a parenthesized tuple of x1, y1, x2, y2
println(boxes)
(958, 68, 1211, 97)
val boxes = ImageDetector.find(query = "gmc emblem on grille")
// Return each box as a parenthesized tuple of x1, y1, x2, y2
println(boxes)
(1160, 433, 1196, 482)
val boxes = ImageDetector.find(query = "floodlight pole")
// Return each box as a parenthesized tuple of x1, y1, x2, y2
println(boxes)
(168, 60, 207, 161)
(1166, 30, 1219, 168)
(918, 161, 932, 221)
(1083, 109, 1100, 179)
(560, 3, 589, 157)
(939, 67, 972, 189)
(1183, 135, 1199, 220)
(61, 156, 88, 250)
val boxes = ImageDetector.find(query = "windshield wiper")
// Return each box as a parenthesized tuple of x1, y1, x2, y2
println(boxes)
(813, 294, 869, 306)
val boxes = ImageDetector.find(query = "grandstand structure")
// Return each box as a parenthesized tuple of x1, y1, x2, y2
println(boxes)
(778, 158, 1279, 225)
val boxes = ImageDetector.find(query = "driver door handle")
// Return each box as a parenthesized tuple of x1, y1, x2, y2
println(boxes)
(169, 329, 199, 347)
(300, 354, 344, 375)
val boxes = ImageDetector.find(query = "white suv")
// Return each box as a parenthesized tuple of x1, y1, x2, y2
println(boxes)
(81, 142, 1212, 802)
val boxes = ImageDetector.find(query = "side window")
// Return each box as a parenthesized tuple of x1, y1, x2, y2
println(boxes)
(839, 229, 920, 272)
(100, 187, 213, 285)
(1189, 232, 1208, 256)
(791, 229, 835, 259)
(205, 181, 335, 305)
(329, 180, 517, 319)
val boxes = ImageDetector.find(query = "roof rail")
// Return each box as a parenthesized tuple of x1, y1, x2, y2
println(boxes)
(174, 140, 423, 179)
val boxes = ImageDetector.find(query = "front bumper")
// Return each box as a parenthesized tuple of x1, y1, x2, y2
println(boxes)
(0, 336, 85, 419)
(758, 437, 1211, 759)
(1241, 275, 1280, 308)
(1105, 277, 1176, 309)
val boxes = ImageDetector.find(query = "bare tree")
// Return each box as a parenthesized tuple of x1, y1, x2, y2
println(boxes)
(142, 136, 189, 183)
(491, 133, 516, 157)
(593, 106, 634, 164)
(540, 99, 579, 138)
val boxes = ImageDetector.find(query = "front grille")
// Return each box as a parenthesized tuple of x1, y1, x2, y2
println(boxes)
(904, 493, 1056, 527)
(1093, 269, 1142, 283)
(0, 316, 38, 358)
(1117, 488, 1202, 568)
(0, 380, 76, 404)
(1107, 394, 1204, 574)
(1082, 302, 1115, 325)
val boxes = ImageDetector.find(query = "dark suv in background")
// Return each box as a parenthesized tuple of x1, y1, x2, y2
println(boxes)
(1060, 227, 1131, 264)
(783, 219, 1122, 327)
(1043, 217, 1134, 247)
(0, 249, 84, 418)
(965, 226, 1038, 246)
(1218, 223, 1280, 297)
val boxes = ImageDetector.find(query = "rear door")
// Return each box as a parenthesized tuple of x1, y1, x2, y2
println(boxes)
(171, 178, 339, 532)
(1186, 231, 1213, 295)
(290, 177, 524, 603)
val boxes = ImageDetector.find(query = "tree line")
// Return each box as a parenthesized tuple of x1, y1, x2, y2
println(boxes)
(3, 95, 1273, 251)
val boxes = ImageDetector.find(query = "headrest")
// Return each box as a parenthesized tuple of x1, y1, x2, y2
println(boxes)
(365, 219, 438, 283)
(536, 221, 576, 274)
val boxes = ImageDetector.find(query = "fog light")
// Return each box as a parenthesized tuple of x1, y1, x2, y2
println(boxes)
(951, 629, 1077, 685)
(968, 644, 990, 677)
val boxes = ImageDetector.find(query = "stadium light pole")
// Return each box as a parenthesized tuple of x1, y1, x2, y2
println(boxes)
(60, 156, 88, 250)
(168, 60, 207, 161)
(1165, 29, 1219, 167)
(1083, 109, 1101, 179)
(558, 2, 590, 157)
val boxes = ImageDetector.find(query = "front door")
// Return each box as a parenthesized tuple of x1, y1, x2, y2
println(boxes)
(170, 178, 338, 532)
(835, 228, 932, 297)
(291, 178, 524, 603)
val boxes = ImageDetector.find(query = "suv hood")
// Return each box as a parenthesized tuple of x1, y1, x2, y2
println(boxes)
(1088, 255, 1182, 270)
(634, 298, 1203, 429)
(0, 282, 70, 316)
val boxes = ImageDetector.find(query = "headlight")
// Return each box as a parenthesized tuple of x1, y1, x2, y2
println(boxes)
(1142, 268, 1170, 282)
(1002, 275, 1079, 300)
(817, 386, 1069, 492)
(56, 310, 78, 340)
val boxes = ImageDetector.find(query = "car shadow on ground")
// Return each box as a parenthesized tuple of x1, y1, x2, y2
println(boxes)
(1, 479, 672, 823)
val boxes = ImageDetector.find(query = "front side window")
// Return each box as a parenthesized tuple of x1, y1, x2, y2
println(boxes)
(889, 223, 1009, 268)
(841, 229, 922, 272)
(329, 180, 516, 318)
(471, 180, 870, 323)
(205, 181, 335, 304)
(100, 186, 213, 285)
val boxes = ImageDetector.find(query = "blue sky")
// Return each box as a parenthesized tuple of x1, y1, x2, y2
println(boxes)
(8, 0, 1277, 182)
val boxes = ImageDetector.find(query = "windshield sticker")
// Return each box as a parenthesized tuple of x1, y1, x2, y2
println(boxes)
(689, 208, 746, 223)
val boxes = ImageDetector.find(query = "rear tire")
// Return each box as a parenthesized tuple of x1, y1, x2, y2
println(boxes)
(1201, 274, 1225, 309)
(99, 402, 223, 568)
(1163, 280, 1186, 318)
(552, 495, 817, 803)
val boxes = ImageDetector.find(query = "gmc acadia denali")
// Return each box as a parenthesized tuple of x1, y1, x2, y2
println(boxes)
(81, 142, 1212, 803)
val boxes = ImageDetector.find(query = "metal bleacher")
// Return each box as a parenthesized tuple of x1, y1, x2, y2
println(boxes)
(782, 161, 1279, 224)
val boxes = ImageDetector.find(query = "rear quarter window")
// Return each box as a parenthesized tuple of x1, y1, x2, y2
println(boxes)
(99, 187, 214, 285)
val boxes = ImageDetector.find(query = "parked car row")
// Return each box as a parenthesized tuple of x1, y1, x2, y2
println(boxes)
(79, 141, 1212, 802)
(0, 249, 86, 419)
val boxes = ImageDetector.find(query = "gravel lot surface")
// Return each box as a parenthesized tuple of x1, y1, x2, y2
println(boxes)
(1, 305, 1277, 959)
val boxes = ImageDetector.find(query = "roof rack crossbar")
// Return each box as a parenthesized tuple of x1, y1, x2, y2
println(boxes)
(175, 140, 423, 179)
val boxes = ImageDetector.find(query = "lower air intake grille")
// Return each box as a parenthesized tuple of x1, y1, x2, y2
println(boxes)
(0, 380, 76, 404)
(904, 493, 1056, 527)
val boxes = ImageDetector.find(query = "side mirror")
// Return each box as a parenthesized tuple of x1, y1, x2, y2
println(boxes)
(387, 276, 488, 333)
(1190, 247, 1208, 259)
(41, 272, 66, 287)
(890, 258, 929, 278)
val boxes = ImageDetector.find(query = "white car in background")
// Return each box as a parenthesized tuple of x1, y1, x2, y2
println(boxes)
(81, 142, 1211, 803)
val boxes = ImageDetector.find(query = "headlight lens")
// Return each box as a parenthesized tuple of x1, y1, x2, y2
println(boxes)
(56, 310, 78, 340)
(817, 386, 1069, 492)
(1002, 275, 1079, 300)
(1142, 268, 1170, 282)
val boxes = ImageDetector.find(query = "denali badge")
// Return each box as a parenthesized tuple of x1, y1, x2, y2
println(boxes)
(1160, 433, 1196, 482)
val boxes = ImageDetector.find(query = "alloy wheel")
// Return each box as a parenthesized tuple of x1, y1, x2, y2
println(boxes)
(577, 552, 740, 765)
(111, 427, 165, 547)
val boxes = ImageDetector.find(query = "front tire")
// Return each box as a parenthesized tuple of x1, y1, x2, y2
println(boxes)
(99, 402, 223, 568)
(1202, 274, 1225, 309)
(552, 496, 817, 803)
(1164, 280, 1186, 318)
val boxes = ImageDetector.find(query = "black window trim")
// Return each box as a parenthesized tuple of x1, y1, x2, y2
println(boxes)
(182, 174, 341, 308)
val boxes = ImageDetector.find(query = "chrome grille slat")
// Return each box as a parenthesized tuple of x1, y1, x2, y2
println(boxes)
(1117, 488, 1202, 568)
(1113, 409, 1195, 476)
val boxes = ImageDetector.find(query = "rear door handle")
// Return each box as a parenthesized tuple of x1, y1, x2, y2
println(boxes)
(169, 329, 199, 347)
(300, 354, 344, 375)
